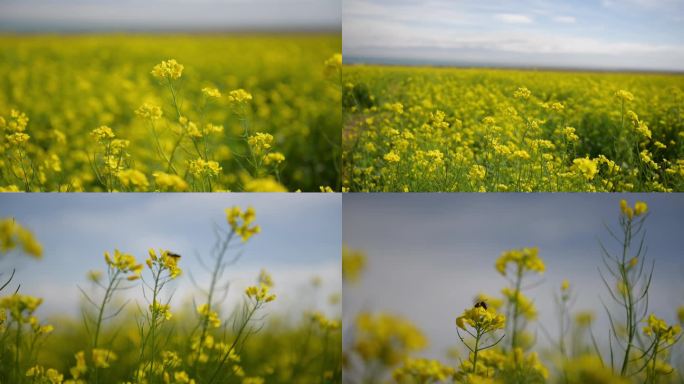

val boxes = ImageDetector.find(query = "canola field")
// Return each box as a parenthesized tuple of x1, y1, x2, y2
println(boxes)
(0, 206, 341, 383)
(0, 35, 341, 192)
(343, 200, 684, 384)
(342, 66, 684, 192)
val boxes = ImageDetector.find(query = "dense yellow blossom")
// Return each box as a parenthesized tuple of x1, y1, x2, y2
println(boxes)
(134, 103, 163, 120)
(394, 358, 455, 382)
(0, 36, 340, 192)
(227, 89, 253, 104)
(151, 59, 184, 80)
(455, 306, 506, 333)
(247, 133, 274, 155)
(343, 66, 684, 192)
(201, 87, 222, 98)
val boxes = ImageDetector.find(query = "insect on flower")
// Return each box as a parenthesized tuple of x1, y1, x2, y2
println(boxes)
(167, 252, 181, 259)
(473, 300, 488, 311)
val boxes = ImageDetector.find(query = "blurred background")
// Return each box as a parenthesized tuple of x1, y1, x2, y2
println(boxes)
(343, 193, 684, 360)
(0, 0, 340, 32)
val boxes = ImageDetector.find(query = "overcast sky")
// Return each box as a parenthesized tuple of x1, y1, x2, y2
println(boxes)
(343, 193, 684, 361)
(0, 194, 341, 322)
(0, 0, 340, 31)
(343, 0, 684, 71)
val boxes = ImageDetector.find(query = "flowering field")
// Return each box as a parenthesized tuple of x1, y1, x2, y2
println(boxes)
(0, 35, 341, 192)
(343, 199, 684, 383)
(0, 206, 341, 383)
(342, 66, 684, 192)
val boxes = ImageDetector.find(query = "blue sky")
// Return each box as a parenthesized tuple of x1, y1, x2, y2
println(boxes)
(0, 0, 340, 31)
(0, 194, 341, 320)
(343, 193, 684, 360)
(343, 0, 684, 70)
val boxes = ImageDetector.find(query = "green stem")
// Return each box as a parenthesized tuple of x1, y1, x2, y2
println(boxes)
(92, 270, 119, 384)
(191, 231, 234, 377)
(620, 220, 635, 376)
(472, 330, 481, 374)
(207, 302, 259, 384)
(511, 265, 523, 351)
(15, 319, 22, 384)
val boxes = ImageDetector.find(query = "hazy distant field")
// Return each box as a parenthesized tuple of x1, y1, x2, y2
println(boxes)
(0, 34, 341, 192)
(343, 65, 684, 192)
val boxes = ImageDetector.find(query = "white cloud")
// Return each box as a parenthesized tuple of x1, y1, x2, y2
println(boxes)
(553, 15, 576, 23)
(494, 13, 533, 24)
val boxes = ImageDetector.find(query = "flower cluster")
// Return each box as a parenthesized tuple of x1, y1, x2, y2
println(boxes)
(0, 217, 43, 258)
(187, 158, 222, 178)
(146, 249, 182, 279)
(135, 103, 163, 121)
(104, 249, 143, 280)
(353, 312, 427, 366)
(323, 53, 342, 76)
(225, 206, 260, 242)
(201, 87, 222, 98)
(25, 365, 64, 384)
(149, 300, 173, 321)
(643, 314, 681, 344)
(92, 348, 118, 369)
(501, 287, 537, 320)
(227, 89, 252, 104)
(310, 311, 341, 331)
(0, 294, 43, 323)
(393, 358, 455, 383)
(245, 284, 276, 303)
(151, 59, 184, 80)
(247, 132, 273, 155)
(197, 304, 221, 329)
(619, 199, 648, 220)
(90, 125, 116, 142)
(455, 306, 506, 333)
(495, 247, 545, 276)
(153, 172, 189, 192)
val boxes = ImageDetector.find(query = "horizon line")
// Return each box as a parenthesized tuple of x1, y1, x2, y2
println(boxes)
(343, 57, 684, 75)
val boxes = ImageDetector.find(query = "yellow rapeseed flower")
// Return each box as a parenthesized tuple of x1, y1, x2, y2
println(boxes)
(92, 348, 117, 369)
(151, 59, 184, 80)
(243, 177, 288, 192)
(495, 247, 545, 276)
(245, 284, 276, 303)
(455, 306, 506, 333)
(227, 89, 253, 104)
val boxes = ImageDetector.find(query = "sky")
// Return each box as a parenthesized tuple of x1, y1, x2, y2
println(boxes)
(343, 0, 684, 71)
(0, 0, 340, 32)
(0, 193, 341, 321)
(343, 193, 684, 361)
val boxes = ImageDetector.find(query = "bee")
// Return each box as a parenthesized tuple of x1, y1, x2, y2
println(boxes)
(474, 300, 488, 310)
(167, 252, 181, 259)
